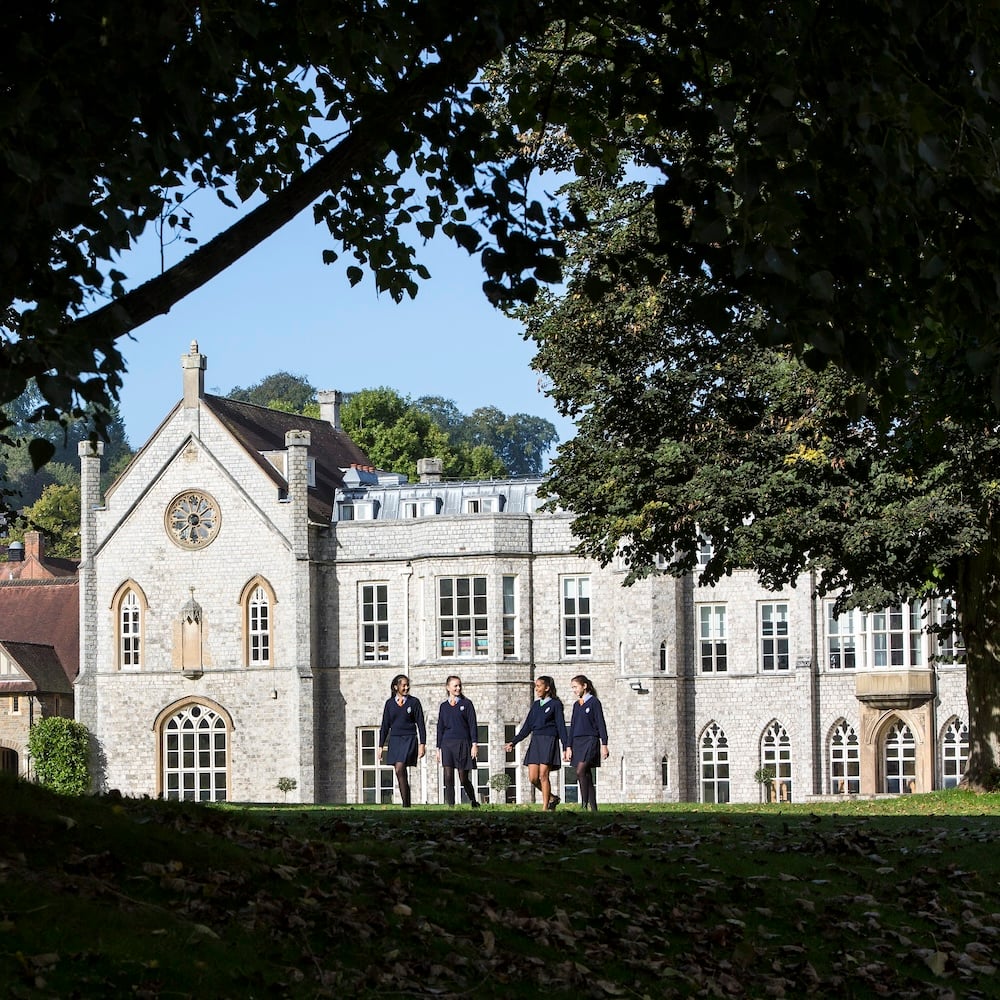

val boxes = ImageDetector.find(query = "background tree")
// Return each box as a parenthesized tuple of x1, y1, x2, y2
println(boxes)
(456, 407, 558, 477)
(1, 382, 131, 509)
(7, 484, 84, 561)
(525, 178, 1000, 787)
(340, 388, 508, 483)
(227, 372, 319, 415)
(414, 396, 466, 439)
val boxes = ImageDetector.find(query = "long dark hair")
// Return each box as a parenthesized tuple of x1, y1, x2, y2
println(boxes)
(537, 675, 557, 699)
(571, 674, 597, 698)
(390, 674, 409, 696)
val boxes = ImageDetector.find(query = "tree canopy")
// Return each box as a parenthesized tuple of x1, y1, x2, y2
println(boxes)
(1, 381, 131, 510)
(0, 0, 572, 473)
(6, 0, 1000, 496)
(525, 174, 1000, 785)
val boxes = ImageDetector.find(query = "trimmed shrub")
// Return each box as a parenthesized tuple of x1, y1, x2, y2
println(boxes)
(28, 717, 91, 795)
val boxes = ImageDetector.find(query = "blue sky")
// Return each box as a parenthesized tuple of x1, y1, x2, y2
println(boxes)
(115, 202, 576, 462)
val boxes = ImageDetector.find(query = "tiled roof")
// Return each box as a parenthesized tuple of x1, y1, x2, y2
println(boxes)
(1, 553, 77, 579)
(0, 641, 73, 694)
(0, 578, 79, 682)
(203, 395, 372, 523)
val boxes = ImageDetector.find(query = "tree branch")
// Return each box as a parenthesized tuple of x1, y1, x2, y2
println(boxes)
(67, 3, 550, 349)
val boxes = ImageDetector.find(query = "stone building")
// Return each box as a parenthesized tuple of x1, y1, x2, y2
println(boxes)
(76, 344, 970, 804)
(0, 533, 78, 776)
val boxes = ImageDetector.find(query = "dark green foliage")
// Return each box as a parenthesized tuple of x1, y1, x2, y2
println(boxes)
(0, 381, 132, 510)
(27, 717, 91, 796)
(7, 0, 999, 515)
(524, 176, 1000, 784)
(227, 372, 318, 413)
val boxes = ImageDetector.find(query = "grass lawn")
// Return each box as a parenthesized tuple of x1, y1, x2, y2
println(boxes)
(1, 775, 998, 998)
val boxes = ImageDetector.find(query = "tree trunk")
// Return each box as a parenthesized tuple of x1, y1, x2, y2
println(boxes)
(955, 514, 1000, 789)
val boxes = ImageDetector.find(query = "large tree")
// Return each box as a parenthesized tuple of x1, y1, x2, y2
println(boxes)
(5, 1, 1000, 484)
(0, 0, 575, 470)
(340, 387, 508, 482)
(525, 178, 1000, 787)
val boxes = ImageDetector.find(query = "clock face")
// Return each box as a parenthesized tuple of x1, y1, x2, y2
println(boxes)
(165, 490, 221, 549)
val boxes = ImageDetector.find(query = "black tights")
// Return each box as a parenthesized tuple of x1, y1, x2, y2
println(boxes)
(442, 766, 478, 806)
(576, 762, 597, 811)
(394, 762, 412, 807)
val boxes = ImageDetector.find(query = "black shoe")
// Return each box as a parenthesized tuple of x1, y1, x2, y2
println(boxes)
(470, 800, 480, 808)
(546, 795, 560, 811)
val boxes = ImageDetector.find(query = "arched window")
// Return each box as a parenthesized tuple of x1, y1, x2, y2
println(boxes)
(700, 722, 730, 803)
(240, 578, 276, 667)
(883, 719, 917, 793)
(659, 641, 668, 673)
(113, 581, 148, 670)
(761, 721, 792, 802)
(830, 721, 860, 794)
(160, 701, 230, 801)
(941, 717, 969, 789)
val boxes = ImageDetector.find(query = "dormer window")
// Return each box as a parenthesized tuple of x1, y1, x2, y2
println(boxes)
(466, 495, 504, 513)
(338, 500, 377, 521)
(402, 498, 439, 518)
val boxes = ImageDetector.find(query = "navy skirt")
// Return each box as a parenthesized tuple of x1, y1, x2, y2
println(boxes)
(440, 740, 476, 770)
(570, 736, 602, 768)
(523, 733, 562, 769)
(387, 734, 420, 767)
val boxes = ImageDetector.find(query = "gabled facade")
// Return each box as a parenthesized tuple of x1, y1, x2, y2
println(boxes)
(77, 341, 369, 801)
(0, 574, 78, 776)
(78, 344, 971, 804)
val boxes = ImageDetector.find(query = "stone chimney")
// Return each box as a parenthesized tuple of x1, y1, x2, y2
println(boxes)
(318, 390, 342, 430)
(285, 430, 311, 559)
(182, 340, 206, 409)
(78, 439, 104, 565)
(417, 457, 443, 483)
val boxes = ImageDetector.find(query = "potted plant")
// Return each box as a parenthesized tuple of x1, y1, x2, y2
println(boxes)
(754, 766, 776, 803)
(488, 772, 512, 804)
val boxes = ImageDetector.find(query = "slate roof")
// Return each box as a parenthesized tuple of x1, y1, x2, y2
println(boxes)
(0, 641, 73, 694)
(203, 395, 373, 524)
(335, 476, 545, 520)
(0, 578, 79, 682)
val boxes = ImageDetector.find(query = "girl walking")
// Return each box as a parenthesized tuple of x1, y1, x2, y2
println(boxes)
(379, 674, 426, 807)
(436, 675, 480, 807)
(504, 676, 567, 810)
(564, 674, 609, 811)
